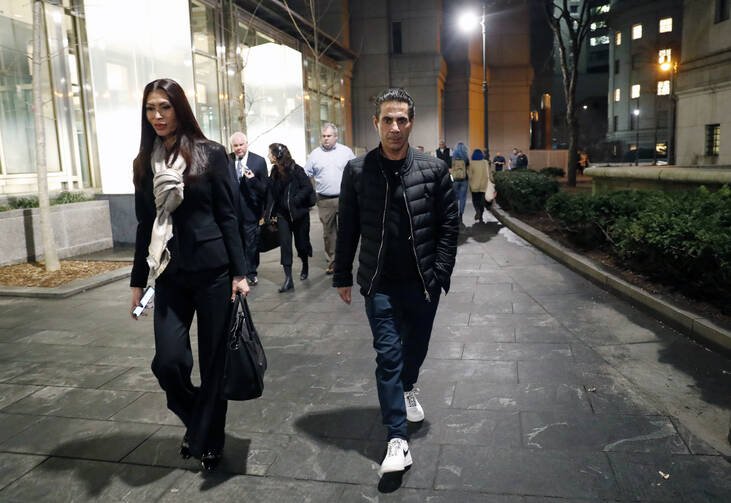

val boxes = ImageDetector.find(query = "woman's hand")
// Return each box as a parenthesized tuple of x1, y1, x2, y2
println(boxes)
(131, 287, 144, 320)
(231, 277, 250, 301)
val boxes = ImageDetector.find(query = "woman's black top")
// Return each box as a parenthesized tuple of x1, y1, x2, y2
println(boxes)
(130, 140, 246, 288)
(267, 163, 313, 222)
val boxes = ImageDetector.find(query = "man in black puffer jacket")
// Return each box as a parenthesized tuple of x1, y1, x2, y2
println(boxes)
(333, 88, 459, 478)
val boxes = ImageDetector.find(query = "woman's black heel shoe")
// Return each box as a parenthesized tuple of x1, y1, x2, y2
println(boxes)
(201, 450, 223, 472)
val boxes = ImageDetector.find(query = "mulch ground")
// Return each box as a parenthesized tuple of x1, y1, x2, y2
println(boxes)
(0, 261, 131, 288)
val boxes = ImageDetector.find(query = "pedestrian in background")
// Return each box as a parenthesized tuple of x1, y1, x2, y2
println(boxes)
(493, 151, 506, 172)
(304, 123, 355, 275)
(266, 143, 314, 292)
(130, 78, 248, 472)
(333, 87, 459, 478)
(451, 142, 470, 221)
(468, 148, 488, 223)
(228, 132, 268, 285)
(508, 147, 519, 170)
(516, 149, 529, 169)
(436, 139, 451, 167)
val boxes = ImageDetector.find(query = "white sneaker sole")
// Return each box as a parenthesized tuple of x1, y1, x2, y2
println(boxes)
(378, 450, 413, 476)
(406, 410, 424, 422)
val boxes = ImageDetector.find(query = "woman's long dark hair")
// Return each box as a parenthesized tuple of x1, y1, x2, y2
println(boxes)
(269, 143, 295, 182)
(133, 78, 207, 189)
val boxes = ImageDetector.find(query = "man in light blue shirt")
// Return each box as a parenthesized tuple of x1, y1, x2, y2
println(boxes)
(304, 123, 355, 274)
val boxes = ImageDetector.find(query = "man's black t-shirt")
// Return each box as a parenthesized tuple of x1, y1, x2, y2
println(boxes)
(377, 157, 421, 289)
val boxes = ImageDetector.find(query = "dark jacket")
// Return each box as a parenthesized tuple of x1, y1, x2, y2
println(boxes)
(228, 151, 268, 223)
(333, 145, 459, 300)
(131, 140, 246, 287)
(266, 163, 314, 222)
(436, 147, 451, 167)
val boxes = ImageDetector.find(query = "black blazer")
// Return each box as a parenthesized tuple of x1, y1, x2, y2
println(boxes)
(436, 147, 451, 167)
(131, 140, 246, 287)
(228, 151, 268, 224)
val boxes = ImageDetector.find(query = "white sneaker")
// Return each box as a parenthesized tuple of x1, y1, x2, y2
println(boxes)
(404, 390, 424, 422)
(379, 438, 412, 475)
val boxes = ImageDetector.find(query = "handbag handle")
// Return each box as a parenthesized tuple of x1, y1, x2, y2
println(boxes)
(230, 293, 256, 339)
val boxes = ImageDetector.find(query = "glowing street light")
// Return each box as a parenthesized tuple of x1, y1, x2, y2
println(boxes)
(458, 5, 489, 158)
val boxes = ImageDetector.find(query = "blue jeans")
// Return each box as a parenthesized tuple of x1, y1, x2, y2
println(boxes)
(364, 282, 440, 440)
(453, 179, 468, 217)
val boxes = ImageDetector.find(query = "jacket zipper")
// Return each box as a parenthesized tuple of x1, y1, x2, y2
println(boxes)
(400, 173, 431, 303)
(366, 171, 389, 296)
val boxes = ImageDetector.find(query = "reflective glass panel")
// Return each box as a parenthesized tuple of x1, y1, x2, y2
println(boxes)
(194, 54, 221, 143)
(191, 1, 216, 55)
(0, 2, 61, 174)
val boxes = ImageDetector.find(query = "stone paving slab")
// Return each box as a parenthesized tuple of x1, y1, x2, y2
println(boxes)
(0, 204, 729, 501)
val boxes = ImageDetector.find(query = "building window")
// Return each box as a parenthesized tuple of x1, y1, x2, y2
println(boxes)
(615, 31, 622, 45)
(658, 49, 672, 64)
(591, 4, 610, 15)
(632, 24, 642, 39)
(614, 59, 620, 74)
(613, 115, 618, 131)
(659, 17, 673, 33)
(614, 88, 621, 102)
(717, 0, 730, 22)
(191, 0, 222, 144)
(391, 22, 402, 54)
(569, 5, 578, 13)
(631, 84, 640, 99)
(705, 124, 720, 156)
(590, 35, 609, 46)
(657, 80, 670, 95)
(590, 21, 607, 31)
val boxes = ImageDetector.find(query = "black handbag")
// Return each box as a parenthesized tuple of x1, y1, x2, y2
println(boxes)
(258, 217, 279, 252)
(221, 293, 267, 401)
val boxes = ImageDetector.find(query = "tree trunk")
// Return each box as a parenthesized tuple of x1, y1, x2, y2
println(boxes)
(32, 0, 59, 272)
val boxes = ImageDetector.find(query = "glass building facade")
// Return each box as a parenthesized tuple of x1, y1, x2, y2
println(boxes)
(0, 0, 350, 196)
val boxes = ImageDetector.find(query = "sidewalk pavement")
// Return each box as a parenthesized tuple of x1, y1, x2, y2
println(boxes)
(0, 203, 729, 502)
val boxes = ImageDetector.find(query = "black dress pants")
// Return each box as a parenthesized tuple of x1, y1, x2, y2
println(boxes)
(277, 213, 312, 266)
(471, 191, 486, 218)
(240, 220, 260, 276)
(152, 266, 231, 458)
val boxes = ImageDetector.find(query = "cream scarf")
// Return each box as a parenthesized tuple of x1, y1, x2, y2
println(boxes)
(146, 138, 186, 279)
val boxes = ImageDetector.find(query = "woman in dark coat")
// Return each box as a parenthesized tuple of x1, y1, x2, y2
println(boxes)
(266, 143, 314, 292)
(130, 78, 249, 472)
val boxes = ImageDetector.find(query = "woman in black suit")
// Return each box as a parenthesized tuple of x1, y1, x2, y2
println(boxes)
(130, 78, 249, 471)
(266, 143, 314, 292)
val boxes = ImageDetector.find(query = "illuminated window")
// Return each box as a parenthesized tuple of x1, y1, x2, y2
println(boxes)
(706, 124, 720, 156)
(657, 80, 670, 95)
(615, 32, 622, 45)
(591, 21, 607, 31)
(631, 84, 640, 99)
(614, 88, 621, 102)
(591, 4, 610, 15)
(659, 17, 673, 33)
(632, 24, 642, 39)
(658, 49, 672, 64)
(590, 35, 610, 46)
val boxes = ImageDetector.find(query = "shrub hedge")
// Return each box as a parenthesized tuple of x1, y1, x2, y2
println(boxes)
(546, 186, 731, 312)
(494, 170, 559, 214)
(539, 167, 566, 178)
(1, 192, 92, 212)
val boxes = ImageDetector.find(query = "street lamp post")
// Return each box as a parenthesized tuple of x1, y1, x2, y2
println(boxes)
(633, 106, 640, 166)
(459, 3, 489, 159)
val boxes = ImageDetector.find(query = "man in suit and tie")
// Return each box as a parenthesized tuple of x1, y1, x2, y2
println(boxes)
(229, 132, 268, 285)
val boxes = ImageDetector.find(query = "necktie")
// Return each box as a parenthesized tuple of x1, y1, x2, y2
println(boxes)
(236, 158, 243, 179)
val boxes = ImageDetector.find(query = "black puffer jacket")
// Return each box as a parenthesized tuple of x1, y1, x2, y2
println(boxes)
(333, 145, 459, 300)
(266, 163, 314, 222)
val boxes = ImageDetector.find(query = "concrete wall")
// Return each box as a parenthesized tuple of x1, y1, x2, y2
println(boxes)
(675, 0, 731, 165)
(0, 200, 113, 266)
(96, 194, 136, 246)
(528, 149, 569, 171)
